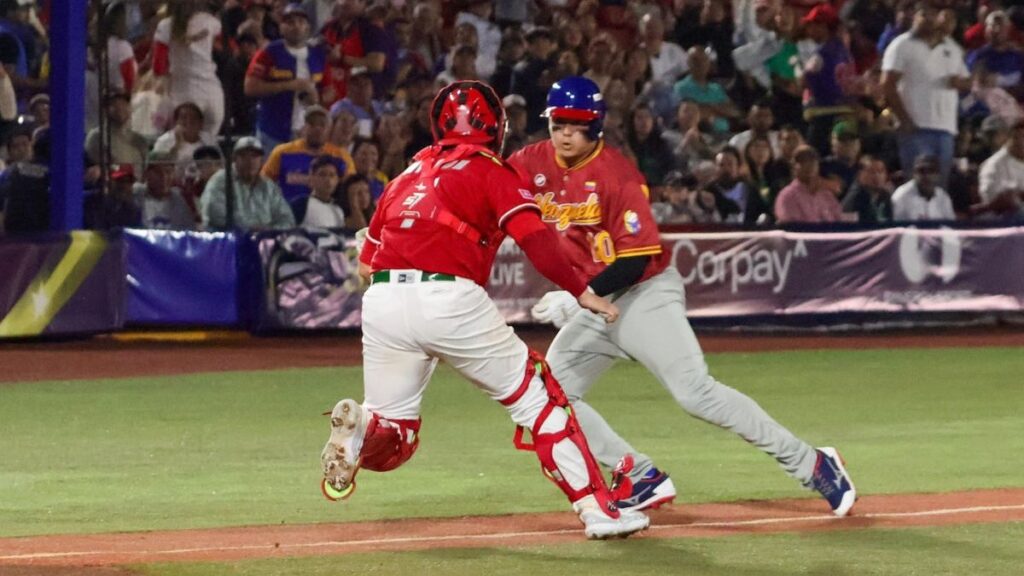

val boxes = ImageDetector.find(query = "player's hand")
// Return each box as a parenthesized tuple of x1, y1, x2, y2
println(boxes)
(530, 290, 582, 328)
(577, 289, 619, 324)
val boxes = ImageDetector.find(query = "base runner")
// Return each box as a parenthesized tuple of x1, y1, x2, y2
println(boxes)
(508, 76, 857, 517)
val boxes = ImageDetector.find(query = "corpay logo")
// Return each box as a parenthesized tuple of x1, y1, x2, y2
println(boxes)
(671, 238, 808, 294)
(898, 227, 961, 284)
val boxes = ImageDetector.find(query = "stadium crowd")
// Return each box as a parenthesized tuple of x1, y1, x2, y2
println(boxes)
(0, 0, 1023, 234)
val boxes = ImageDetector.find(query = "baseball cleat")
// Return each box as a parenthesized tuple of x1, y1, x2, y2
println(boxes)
(811, 447, 857, 517)
(613, 466, 677, 513)
(320, 399, 368, 502)
(573, 494, 651, 540)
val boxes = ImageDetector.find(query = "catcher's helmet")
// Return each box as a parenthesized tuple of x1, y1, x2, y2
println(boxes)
(543, 76, 606, 141)
(431, 80, 506, 152)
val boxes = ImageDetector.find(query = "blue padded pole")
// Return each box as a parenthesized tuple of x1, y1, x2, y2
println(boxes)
(49, 0, 87, 231)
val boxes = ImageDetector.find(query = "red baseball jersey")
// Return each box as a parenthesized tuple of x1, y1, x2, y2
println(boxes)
(508, 140, 669, 283)
(364, 145, 539, 286)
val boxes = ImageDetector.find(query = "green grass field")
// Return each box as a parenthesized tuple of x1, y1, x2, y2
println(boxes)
(1, 346, 1022, 574)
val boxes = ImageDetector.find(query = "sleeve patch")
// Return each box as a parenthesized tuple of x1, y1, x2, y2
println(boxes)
(624, 210, 642, 235)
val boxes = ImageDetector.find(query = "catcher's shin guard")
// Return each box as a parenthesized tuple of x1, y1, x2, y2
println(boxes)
(502, 350, 621, 517)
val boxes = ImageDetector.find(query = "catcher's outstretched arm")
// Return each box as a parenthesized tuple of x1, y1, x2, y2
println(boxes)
(504, 210, 587, 297)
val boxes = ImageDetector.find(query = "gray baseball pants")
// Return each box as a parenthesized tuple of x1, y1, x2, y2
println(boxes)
(546, 266, 818, 485)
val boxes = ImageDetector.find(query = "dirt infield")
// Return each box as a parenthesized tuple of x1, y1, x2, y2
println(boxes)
(2, 325, 1023, 383)
(1, 489, 1022, 569)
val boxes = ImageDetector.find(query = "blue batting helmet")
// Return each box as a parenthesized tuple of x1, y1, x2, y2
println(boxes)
(543, 76, 606, 141)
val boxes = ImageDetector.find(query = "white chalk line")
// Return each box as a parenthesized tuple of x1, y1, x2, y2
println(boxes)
(2, 503, 1022, 561)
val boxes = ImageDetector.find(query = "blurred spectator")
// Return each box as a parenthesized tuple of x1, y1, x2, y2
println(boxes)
(820, 121, 863, 196)
(219, 31, 261, 136)
(675, 0, 735, 79)
(385, 17, 429, 94)
(732, 0, 780, 90)
(968, 67, 1023, 126)
(877, 0, 913, 55)
(774, 145, 843, 224)
(136, 150, 194, 230)
(180, 144, 224, 223)
(435, 44, 480, 87)
(245, 4, 326, 153)
(84, 164, 142, 230)
(800, 4, 855, 156)
(373, 111, 410, 177)
(743, 134, 788, 225)
(152, 102, 217, 179)
(350, 136, 387, 201)
(0, 62, 14, 126)
(763, 5, 803, 129)
(975, 118, 1024, 220)
(456, 0, 501, 80)
(26, 91, 46, 129)
(501, 94, 529, 155)
(320, 0, 387, 106)
(511, 26, 558, 135)
(673, 46, 738, 135)
(640, 11, 688, 88)
(404, 94, 433, 160)
(1, 122, 29, 167)
(729, 99, 780, 156)
(891, 154, 955, 220)
(662, 99, 718, 169)
(85, 92, 148, 176)
(626, 102, 674, 187)
(153, 0, 225, 134)
(491, 30, 525, 98)
(707, 146, 747, 222)
(581, 34, 615, 95)
(329, 66, 384, 138)
(301, 154, 346, 229)
(0, 0, 46, 102)
(841, 154, 894, 224)
(651, 170, 717, 224)
(408, 1, 444, 74)
(301, 0, 341, 34)
(84, 1, 137, 132)
(966, 10, 1023, 95)
(882, 1, 970, 188)
(262, 105, 356, 205)
(336, 172, 374, 230)
(0, 126, 48, 233)
(201, 136, 296, 230)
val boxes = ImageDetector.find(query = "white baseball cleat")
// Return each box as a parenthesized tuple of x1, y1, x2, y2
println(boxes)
(573, 494, 651, 540)
(320, 399, 368, 501)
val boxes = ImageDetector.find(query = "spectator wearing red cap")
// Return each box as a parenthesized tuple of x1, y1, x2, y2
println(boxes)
(800, 3, 856, 157)
(881, 0, 970, 188)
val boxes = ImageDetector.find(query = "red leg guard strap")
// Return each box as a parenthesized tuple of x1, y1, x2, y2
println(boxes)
(360, 415, 422, 472)
(510, 350, 621, 516)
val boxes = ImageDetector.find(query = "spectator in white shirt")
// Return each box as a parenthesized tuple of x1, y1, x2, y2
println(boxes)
(975, 118, 1024, 220)
(456, 0, 502, 80)
(728, 100, 781, 156)
(891, 154, 956, 221)
(640, 12, 688, 87)
(153, 1, 225, 135)
(302, 155, 346, 229)
(152, 102, 217, 179)
(881, 0, 971, 187)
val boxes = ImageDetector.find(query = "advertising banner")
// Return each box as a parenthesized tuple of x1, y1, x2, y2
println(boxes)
(0, 232, 125, 338)
(252, 226, 1024, 330)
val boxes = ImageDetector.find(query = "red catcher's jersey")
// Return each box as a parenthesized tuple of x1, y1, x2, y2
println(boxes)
(508, 140, 668, 283)
(365, 145, 539, 286)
